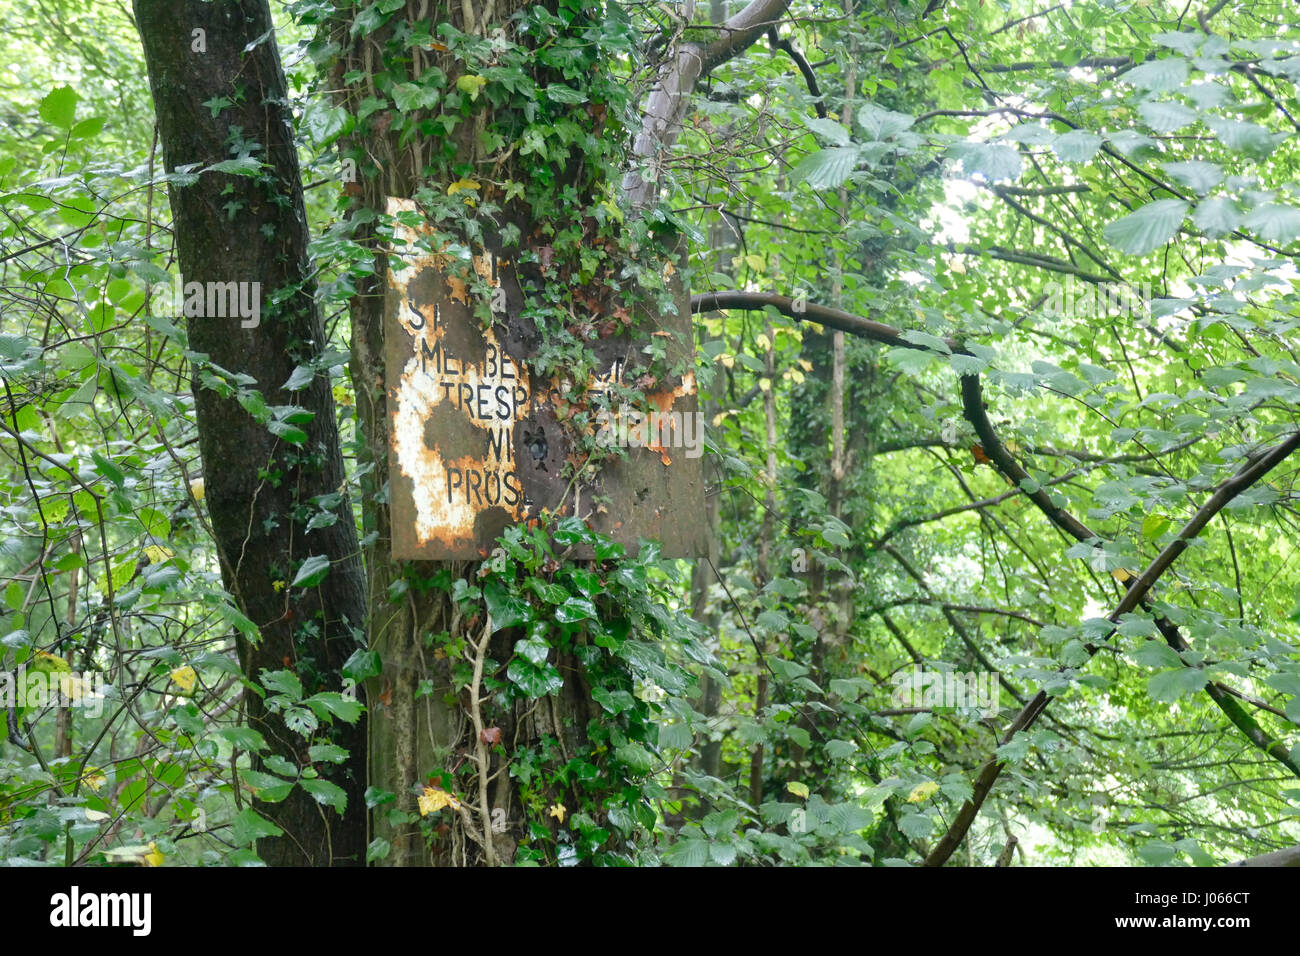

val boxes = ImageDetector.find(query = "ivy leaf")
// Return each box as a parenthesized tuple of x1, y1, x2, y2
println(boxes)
(483, 578, 532, 631)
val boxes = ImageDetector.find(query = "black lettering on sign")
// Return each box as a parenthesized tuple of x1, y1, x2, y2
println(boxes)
(421, 338, 459, 377)
(487, 426, 513, 463)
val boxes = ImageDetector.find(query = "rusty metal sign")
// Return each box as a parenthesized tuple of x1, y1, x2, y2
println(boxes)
(384, 197, 706, 560)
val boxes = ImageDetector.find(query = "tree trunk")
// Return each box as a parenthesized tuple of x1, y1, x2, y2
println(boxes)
(134, 0, 369, 865)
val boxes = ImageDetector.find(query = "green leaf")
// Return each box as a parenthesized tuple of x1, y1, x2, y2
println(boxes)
(857, 103, 914, 140)
(790, 147, 859, 190)
(1138, 101, 1196, 133)
(300, 778, 347, 815)
(231, 808, 284, 845)
(483, 578, 532, 631)
(342, 648, 382, 682)
(1052, 130, 1103, 162)
(308, 743, 349, 764)
(1123, 57, 1189, 91)
(1205, 117, 1283, 157)
(1133, 640, 1182, 668)
(205, 156, 266, 177)
(1103, 199, 1188, 255)
(898, 812, 934, 839)
(1191, 197, 1242, 236)
(366, 838, 391, 863)
(951, 143, 1022, 183)
(261, 669, 304, 699)
(304, 692, 364, 723)
(1162, 161, 1222, 195)
(91, 450, 125, 489)
(39, 86, 78, 129)
(663, 837, 710, 867)
(291, 554, 331, 588)
(214, 726, 267, 752)
(802, 116, 850, 146)
(283, 365, 314, 391)
(241, 770, 295, 803)
(1242, 203, 1300, 243)
(614, 742, 654, 775)
(1147, 666, 1208, 702)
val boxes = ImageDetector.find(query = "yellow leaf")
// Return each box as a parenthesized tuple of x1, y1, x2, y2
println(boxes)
(189, 477, 205, 502)
(908, 781, 940, 803)
(144, 842, 164, 867)
(83, 770, 106, 791)
(1111, 567, 1135, 582)
(743, 254, 764, 273)
(143, 545, 173, 564)
(755, 333, 771, 351)
(456, 74, 487, 100)
(758, 378, 771, 393)
(447, 178, 481, 196)
(418, 786, 460, 816)
(31, 650, 70, 674)
(798, 359, 813, 372)
(717, 353, 734, 369)
(548, 803, 566, 823)
(786, 781, 810, 799)
(169, 665, 197, 694)
(84, 808, 110, 822)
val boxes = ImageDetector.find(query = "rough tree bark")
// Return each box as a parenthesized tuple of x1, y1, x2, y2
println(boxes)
(134, 0, 369, 865)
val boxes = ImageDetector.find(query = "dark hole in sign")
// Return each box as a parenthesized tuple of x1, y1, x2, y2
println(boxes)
(523, 424, 548, 472)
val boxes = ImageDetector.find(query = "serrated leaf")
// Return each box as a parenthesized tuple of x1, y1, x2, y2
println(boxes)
(1192, 196, 1243, 236)
(1053, 130, 1103, 162)
(1163, 160, 1222, 194)
(39, 86, 78, 129)
(1242, 203, 1300, 243)
(300, 777, 347, 814)
(791, 146, 859, 190)
(1103, 199, 1188, 255)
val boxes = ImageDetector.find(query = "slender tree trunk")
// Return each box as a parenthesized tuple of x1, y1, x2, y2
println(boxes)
(134, 0, 369, 865)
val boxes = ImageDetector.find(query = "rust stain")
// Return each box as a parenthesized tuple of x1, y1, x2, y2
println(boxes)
(384, 197, 707, 560)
